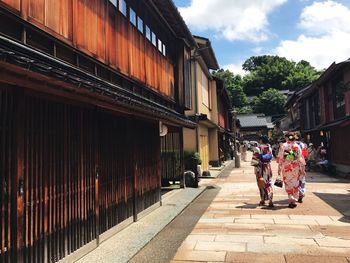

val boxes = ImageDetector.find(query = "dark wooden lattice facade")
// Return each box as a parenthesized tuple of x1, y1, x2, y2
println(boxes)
(0, 0, 196, 262)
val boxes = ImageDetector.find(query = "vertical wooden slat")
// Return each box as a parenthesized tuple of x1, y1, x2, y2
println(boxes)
(10, 90, 25, 263)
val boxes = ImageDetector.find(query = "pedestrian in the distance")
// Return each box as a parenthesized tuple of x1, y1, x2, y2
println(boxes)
(306, 143, 316, 171)
(240, 142, 248, 162)
(252, 136, 274, 207)
(277, 132, 306, 208)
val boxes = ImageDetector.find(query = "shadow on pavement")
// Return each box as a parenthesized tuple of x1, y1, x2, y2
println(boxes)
(314, 192, 350, 221)
(237, 199, 291, 211)
(305, 172, 350, 183)
(129, 185, 221, 263)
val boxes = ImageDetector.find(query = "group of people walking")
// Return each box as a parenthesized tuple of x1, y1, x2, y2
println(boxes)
(249, 132, 307, 209)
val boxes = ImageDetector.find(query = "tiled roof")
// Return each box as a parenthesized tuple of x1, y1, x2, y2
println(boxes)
(237, 114, 273, 128)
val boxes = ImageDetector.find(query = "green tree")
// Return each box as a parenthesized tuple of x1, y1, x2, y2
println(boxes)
(213, 69, 248, 108)
(242, 56, 320, 96)
(253, 88, 287, 116)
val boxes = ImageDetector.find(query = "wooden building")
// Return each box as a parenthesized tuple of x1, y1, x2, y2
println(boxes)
(0, 0, 196, 262)
(214, 76, 232, 164)
(183, 36, 221, 171)
(236, 114, 274, 142)
(300, 59, 350, 174)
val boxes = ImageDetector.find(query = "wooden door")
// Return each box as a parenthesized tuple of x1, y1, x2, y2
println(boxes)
(200, 135, 209, 171)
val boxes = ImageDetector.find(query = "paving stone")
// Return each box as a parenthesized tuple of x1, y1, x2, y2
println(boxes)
(215, 234, 263, 243)
(315, 236, 350, 248)
(246, 242, 303, 253)
(177, 240, 197, 251)
(171, 260, 206, 263)
(186, 235, 216, 242)
(173, 250, 227, 262)
(264, 236, 317, 246)
(194, 241, 246, 252)
(284, 254, 348, 263)
(235, 218, 275, 224)
(199, 218, 235, 223)
(226, 252, 286, 263)
(274, 219, 319, 225)
(251, 214, 290, 219)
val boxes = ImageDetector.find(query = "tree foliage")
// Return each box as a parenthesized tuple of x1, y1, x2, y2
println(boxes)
(252, 88, 287, 116)
(213, 56, 319, 116)
(242, 56, 320, 96)
(213, 69, 247, 108)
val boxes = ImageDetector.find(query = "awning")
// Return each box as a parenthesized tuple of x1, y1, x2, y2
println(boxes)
(0, 35, 197, 129)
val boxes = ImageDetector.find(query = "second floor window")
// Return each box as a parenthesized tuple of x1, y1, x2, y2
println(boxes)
(200, 69, 210, 108)
(145, 26, 151, 41)
(332, 76, 346, 119)
(109, 0, 117, 7)
(129, 8, 136, 26)
(137, 17, 143, 33)
(119, 0, 127, 16)
(151, 32, 157, 47)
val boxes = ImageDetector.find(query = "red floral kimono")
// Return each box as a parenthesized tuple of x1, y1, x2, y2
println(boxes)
(277, 141, 306, 204)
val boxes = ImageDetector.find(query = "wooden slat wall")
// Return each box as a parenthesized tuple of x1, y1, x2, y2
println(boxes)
(330, 125, 350, 166)
(27, 0, 73, 40)
(22, 96, 97, 263)
(0, 89, 161, 262)
(98, 115, 134, 234)
(134, 121, 160, 213)
(0, 88, 14, 263)
(75, 0, 106, 60)
(0, 0, 20, 11)
(160, 131, 183, 182)
(1, 0, 176, 98)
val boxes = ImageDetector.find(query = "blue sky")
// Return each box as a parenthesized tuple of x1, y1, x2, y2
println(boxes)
(173, 0, 350, 75)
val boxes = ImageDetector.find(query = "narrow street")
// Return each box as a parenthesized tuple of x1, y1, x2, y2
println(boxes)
(132, 153, 350, 263)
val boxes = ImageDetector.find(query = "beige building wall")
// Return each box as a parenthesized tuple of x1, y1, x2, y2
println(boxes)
(183, 60, 220, 170)
(183, 127, 196, 152)
(210, 80, 218, 125)
(197, 63, 211, 118)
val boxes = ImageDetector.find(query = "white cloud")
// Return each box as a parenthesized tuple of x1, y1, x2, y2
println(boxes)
(178, 0, 287, 42)
(222, 62, 248, 76)
(252, 47, 263, 54)
(276, 1, 350, 69)
(299, 0, 350, 35)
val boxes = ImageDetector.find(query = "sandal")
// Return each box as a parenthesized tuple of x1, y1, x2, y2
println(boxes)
(268, 202, 274, 208)
(259, 201, 265, 206)
(288, 203, 297, 209)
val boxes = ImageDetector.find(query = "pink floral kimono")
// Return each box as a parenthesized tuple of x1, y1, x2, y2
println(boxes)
(277, 141, 306, 204)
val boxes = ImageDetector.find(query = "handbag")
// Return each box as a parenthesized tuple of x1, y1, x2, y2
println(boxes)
(274, 177, 283, 188)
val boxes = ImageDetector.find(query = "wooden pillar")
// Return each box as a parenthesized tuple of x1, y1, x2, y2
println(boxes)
(94, 111, 100, 246)
(179, 128, 185, 188)
(11, 90, 25, 263)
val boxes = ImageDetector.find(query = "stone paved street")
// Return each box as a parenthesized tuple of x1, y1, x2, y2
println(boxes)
(171, 153, 350, 263)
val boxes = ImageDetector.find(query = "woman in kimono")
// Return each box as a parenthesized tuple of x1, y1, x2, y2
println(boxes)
(277, 132, 306, 208)
(252, 136, 274, 207)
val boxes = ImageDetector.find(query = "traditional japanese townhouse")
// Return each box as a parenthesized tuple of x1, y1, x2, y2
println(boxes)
(237, 114, 274, 141)
(284, 85, 311, 132)
(183, 36, 221, 172)
(214, 76, 232, 164)
(0, 0, 196, 262)
(300, 59, 350, 174)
